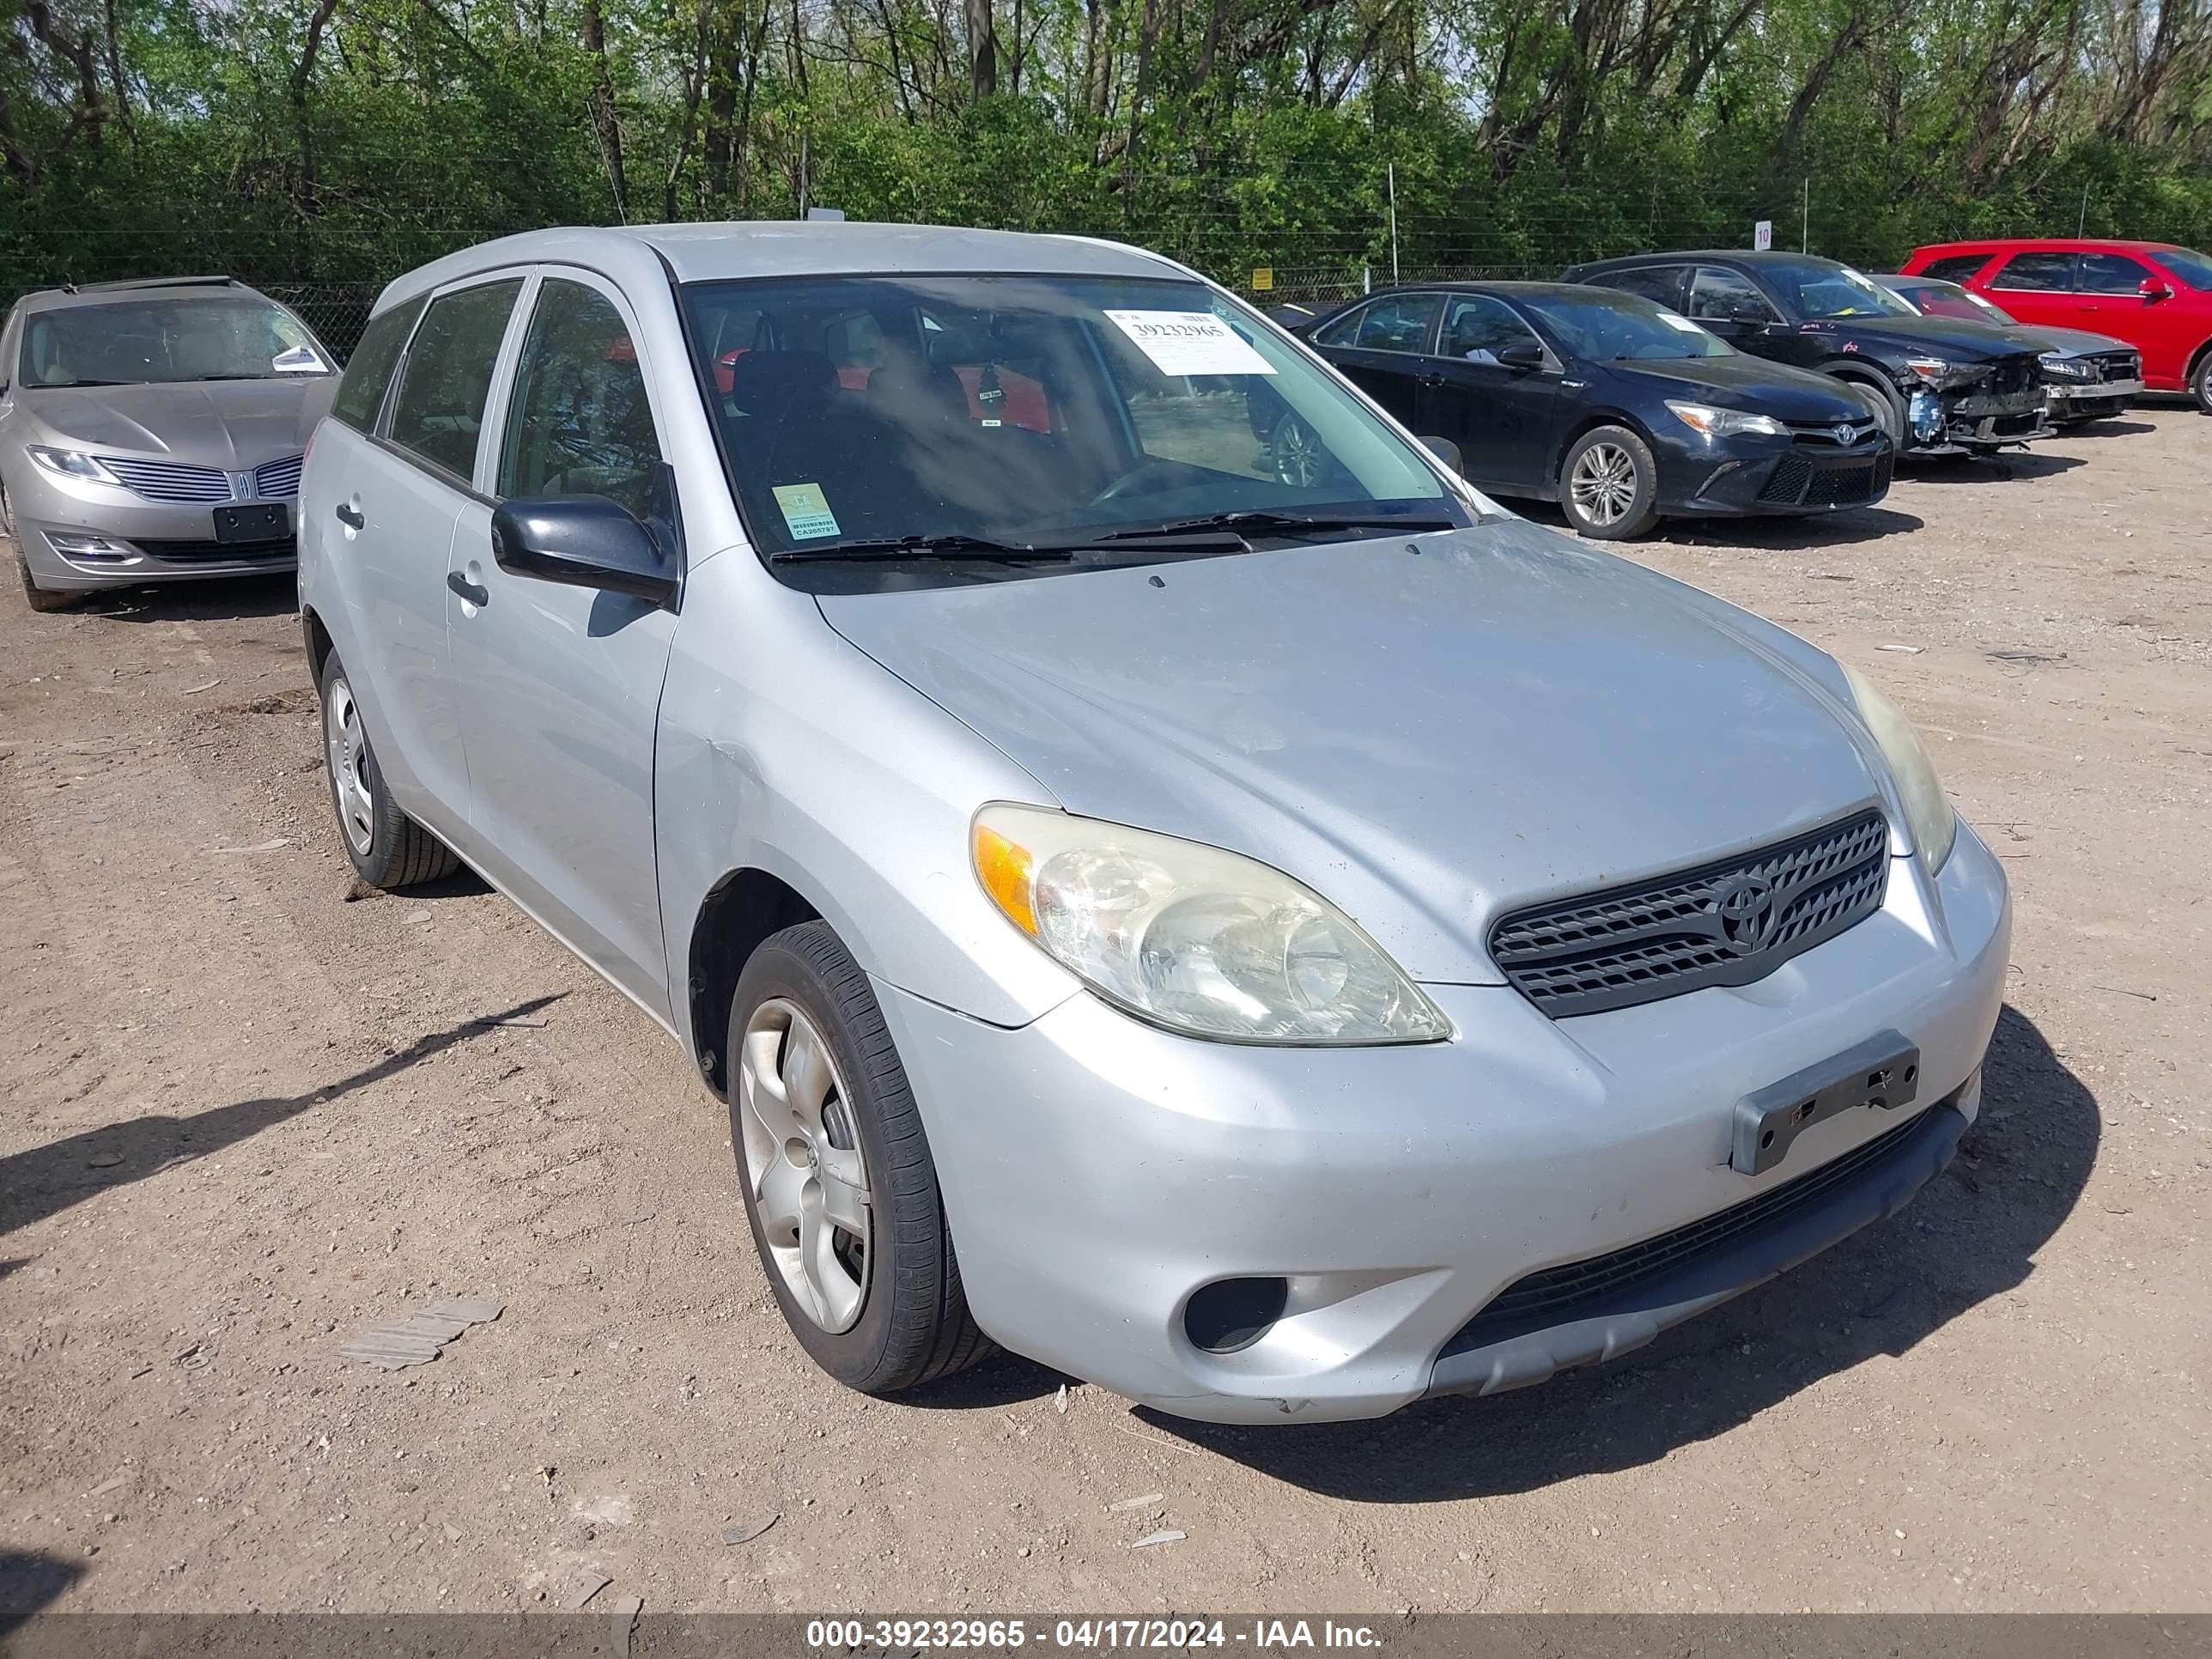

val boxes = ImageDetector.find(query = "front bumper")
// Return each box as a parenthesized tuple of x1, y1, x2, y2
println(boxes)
(1917, 383, 2050, 452)
(9, 466, 295, 592)
(879, 825, 2010, 1424)
(1678, 438, 1893, 517)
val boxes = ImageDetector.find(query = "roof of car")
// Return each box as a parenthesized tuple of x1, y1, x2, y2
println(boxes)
(375, 222, 1194, 313)
(1566, 250, 1843, 270)
(15, 276, 260, 314)
(1911, 237, 2194, 254)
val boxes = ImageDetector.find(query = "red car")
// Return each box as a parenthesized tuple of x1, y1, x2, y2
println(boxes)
(1902, 238, 2212, 412)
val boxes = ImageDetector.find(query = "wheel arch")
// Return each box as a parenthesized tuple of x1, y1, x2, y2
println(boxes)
(1547, 407, 1662, 483)
(687, 866, 824, 1097)
(2186, 335, 2212, 382)
(301, 605, 337, 690)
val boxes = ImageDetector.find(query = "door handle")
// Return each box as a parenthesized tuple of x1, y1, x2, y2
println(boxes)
(1417, 372, 1446, 387)
(333, 502, 364, 529)
(446, 570, 489, 608)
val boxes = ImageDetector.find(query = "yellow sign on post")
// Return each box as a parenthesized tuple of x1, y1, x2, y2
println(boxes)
(1250, 268, 1274, 292)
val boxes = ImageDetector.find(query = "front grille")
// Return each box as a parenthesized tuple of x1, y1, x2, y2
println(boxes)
(129, 537, 296, 564)
(253, 453, 304, 498)
(1787, 419, 1878, 447)
(2089, 353, 2141, 384)
(1983, 356, 2043, 398)
(1488, 807, 1891, 1018)
(1439, 1103, 1937, 1356)
(1802, 453, 1889, 506)
(96, 455, 233, 503)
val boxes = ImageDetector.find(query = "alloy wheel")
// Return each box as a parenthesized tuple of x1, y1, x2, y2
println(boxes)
(1273, 416, 1323, 489)
(323, 678, 376, 857)
(738, 998, 872, 1334)
(1570, 441, 1639, 527)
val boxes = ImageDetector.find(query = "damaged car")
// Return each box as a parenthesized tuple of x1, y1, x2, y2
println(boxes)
(1870, 272, 2142, 428)
(1560, 251, 2049, 457)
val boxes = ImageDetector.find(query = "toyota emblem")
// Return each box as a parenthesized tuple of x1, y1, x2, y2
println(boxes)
(1713, 874, 1778, 956)
(1833, 422, 1856, 445)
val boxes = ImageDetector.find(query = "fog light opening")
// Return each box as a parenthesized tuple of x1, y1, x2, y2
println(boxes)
(1183, 1277, 1289, 1355)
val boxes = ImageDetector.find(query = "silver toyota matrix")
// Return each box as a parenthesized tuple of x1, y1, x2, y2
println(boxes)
(295, 224, 2010, 1423)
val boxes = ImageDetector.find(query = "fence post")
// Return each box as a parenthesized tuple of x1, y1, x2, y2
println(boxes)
(1387, 162, 1400, 285)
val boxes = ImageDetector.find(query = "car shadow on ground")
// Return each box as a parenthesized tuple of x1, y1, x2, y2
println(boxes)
(1899, 451, 2084, 484)
(0, 994, 562, 1241)
(0, 1550, 83, 1632)
(2054, 418, 2155, 439)
(1512, 502, 1925, 550)
(60, 570, 297, 624)
(1138, 1004, 2096, 1499)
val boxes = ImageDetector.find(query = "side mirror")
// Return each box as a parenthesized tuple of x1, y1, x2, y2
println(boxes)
(1498, 341, 1547, 371)
(1419, 434, 1465, 476)
(2140, 278, 2174, 302)
(490, 495, 678, 608)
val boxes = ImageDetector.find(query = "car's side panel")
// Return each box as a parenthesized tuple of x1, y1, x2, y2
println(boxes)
(652, 551, 1086, 1058)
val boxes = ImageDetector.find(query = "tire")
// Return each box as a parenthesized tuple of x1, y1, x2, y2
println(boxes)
(1838, 376, 1903, 447)
(1559, 424, 1660, 539)
(2192, 348, 2212, 415)
(318, 652, 459, 889)
(728, 920, 991, 1395)
(1267, 410, 1328, 489)
(17, 553, 74, 613)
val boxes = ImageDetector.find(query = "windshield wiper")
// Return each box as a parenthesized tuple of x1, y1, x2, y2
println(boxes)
(772, 533, 1082, 565)
(1091, 509, 1459, 543)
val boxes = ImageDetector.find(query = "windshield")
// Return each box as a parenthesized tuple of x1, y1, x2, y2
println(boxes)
(1517, 289, 1730, 361)
(2151, 248, 2212, 289)
(21, 296, 331, 388)
(1898, 280, 2017, 325)
(1765, 263, 1917, 321)
(679, 274, 1461, 577)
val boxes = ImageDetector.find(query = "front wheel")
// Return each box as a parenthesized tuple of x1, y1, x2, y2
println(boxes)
(1267, 410, 1328, 489)
(319, 653, 459, 888)
(730, 921, 990, 1395)
(1559, 425, 1660, 539)
(2191, 349, 2212, 415)
(1838, 377, 1904, 447)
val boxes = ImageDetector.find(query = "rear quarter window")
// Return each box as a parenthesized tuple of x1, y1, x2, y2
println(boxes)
(331, 295, 428, 434)
(1917, 254, 1991, 283)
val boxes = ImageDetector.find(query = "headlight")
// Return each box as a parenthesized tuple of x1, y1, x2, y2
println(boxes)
(1901, 356, 1975, 387)
(2039, 353, 2092, 380)
(971, 804, 1449, 1045)
(1840, 664, 1957, 877)
(1664, 401, 1787, 441)
(26, 446, 123, 485)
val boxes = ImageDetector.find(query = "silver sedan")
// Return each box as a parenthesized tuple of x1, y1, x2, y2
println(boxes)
(297, 223, 2009, 1423)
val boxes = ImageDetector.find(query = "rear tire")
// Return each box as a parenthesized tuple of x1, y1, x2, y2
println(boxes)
(318, 652, 459, 889)
(1559, 424, 1660, 539)
(729, 921, 991, 1395)
(2191, 349, 2212, 415)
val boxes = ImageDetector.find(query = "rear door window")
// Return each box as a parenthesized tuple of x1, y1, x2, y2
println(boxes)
(386, 278, 525, 482)
(2078, 252, 2154, 295)
(1589, 265, 1691, 310)
(1992, 252, 2078, 291)
(331, 295, 427, 434)
(1917, 254, 1991, 283)
(1440, 296, 1544, 363)
(1687, 267, 1782, 324)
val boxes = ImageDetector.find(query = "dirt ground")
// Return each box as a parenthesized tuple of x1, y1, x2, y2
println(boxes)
(3, 408, 2208, 1620)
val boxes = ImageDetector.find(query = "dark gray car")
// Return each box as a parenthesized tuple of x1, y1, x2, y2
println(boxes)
(1873, 273, 2143, 426)
(1, 276, 335, 610)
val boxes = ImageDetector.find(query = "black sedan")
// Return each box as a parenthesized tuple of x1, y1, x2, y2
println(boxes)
(1870, 274, 2143, 427)
(1274, 282, 1892, 539)
(1559, 251, 2050, 456)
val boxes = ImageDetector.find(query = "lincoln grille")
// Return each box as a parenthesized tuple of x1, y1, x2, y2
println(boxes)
(1488, 807, 1891, 1018)
(96, 455, 232, 503)
(253, 454, 305, 498)
(1438, 1102, 1938, 1356)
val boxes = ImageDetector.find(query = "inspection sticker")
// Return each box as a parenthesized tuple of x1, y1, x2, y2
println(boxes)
(772, 482, 841, 540)
(1104, 311, 1277, 377)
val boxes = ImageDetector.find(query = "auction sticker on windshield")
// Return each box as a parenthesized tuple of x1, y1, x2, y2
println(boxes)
(1105, 311, 1277, 377)
(773, 482, 842, 539)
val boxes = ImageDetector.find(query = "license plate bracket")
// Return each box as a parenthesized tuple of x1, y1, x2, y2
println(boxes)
(214, 503, 289, 543)
(1732, 1030, 1921, 1176)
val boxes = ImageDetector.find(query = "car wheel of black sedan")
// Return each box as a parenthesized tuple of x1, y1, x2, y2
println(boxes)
(1267, 410, 1328, 489)
(1838, 377, 1904, 446)
(1559, 425, 1660, 540)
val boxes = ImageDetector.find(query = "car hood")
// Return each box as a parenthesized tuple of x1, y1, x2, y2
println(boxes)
(1804, 313, 2039, 365)
(817, 521, 1888, 985)
(1602, 354, 1869, 421)
(21, 379, 319, 467)
(2014, 324, 2135, 359)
